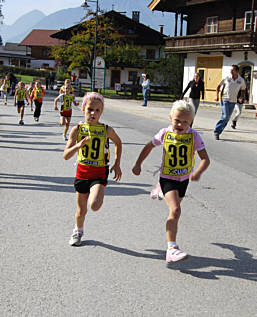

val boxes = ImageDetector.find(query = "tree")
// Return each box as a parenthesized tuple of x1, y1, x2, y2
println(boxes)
(51, 15, 144, 80)
(146, 53, 184, 99)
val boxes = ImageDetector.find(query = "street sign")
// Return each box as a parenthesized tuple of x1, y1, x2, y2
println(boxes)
(93, 57, 105, 89)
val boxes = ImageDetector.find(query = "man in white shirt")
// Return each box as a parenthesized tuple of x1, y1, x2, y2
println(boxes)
(214, 65, 246, 140)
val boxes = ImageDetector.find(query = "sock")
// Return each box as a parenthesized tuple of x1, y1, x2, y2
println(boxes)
(168, 241, 177, 249)
(75, 225, 83, 233)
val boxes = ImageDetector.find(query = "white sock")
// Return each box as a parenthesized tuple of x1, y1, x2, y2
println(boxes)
(168, 241, 177, 249)
(75, 225, 83, 233)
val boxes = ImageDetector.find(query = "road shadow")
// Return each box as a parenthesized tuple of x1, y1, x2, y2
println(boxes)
(0, 173, 75, 192)
(80, 241, 257, 281)
(0, 173, 152, 196)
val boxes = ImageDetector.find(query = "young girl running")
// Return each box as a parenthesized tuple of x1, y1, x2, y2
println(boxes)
(132, 100, 210, 262)
(27, 82, 35, 111)
(14, 81, 29, 125)
(59, 78, 75, 95)
(54, 86, 79, 140)
(31, 81, 45, 122)
(1, 79, 9, 105)
(63, 92, 122, 246)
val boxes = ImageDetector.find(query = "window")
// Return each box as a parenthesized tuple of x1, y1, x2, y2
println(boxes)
(206, 17, 218, 33)
(146, 49, 155, 60)
(42, 48, 49, 57)
(128, 71, 137, 82)
(244, 11, 257, 30)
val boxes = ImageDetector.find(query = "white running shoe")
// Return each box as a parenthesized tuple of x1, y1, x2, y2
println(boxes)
(69, 230, 83, 246)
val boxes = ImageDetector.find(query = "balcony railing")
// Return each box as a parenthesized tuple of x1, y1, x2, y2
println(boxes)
(165, 30, 257, 53)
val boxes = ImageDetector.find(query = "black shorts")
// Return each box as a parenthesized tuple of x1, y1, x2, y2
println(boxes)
(17, 101, 25, 108)
(74, 167, 109, 194)
(159, 177, 189, 198)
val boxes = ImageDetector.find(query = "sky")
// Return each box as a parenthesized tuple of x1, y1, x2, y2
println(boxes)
(2, 0, 84, 25)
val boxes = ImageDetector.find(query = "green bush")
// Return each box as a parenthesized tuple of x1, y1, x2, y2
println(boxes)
(0, 65, 55, 78)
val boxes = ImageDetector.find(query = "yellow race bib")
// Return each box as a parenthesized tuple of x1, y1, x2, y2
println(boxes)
(162, 132, 194, 177)
(77, 124, 107, 167)
(17, 89, 26, 101)
(63, 95, 73, 111)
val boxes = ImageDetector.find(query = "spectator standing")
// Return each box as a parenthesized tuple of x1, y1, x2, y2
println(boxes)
(181, 72, 205, 115)
(141, 74, 150, 107)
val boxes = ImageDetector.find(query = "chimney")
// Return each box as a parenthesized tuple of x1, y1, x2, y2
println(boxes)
(132, 11, 140, 23)
(159, 25, 164, 34)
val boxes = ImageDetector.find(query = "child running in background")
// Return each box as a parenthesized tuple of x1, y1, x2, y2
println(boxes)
(59, 78, 75, 95)
(27, 82, 35, 111)
(14, 81, 29, 125)
(132, 100, 210, 262)
(54, 86, 79, 140)
(63, 92, 122, 246)
(31, 81, 45, 122)
(0, 79, 9, 105)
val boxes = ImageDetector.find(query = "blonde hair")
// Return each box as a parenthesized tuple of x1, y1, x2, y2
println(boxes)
(18, 81, 25, 88)
(170, 99, 195, 118)
(81, 92, 104, 111)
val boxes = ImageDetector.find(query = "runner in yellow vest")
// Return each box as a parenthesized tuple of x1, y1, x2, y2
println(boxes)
(59, 79, 75, 95)
(14, 81, 29, 125)
(0, 79, 9, 105)
(54, 86, 79, 140)
(63, 92, 122, 246)
(132, 100, 210, 263)
(27, 82, 35, 111)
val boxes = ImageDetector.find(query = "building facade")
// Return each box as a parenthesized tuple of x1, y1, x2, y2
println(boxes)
(149, 0, 257, 104)
(51, 10, 165, 89)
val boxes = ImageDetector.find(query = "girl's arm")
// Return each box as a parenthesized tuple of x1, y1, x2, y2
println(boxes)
(14, 89, 18, 106)
(132, 141, 155, 176)
(107, 126, 122, 181)
(54, 96, 60, 110)
(63, 126, 90, 160)
(190, 148, 210, 181)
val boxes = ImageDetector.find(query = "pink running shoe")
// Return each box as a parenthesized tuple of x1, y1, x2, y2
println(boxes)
(150, 183, 163, 200)
(166, 246, 187, 262)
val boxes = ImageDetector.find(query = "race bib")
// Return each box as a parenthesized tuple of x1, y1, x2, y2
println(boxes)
(77, 124, 107, 167)
(63, 95, 73, 111)
(162, 132, 194, 177)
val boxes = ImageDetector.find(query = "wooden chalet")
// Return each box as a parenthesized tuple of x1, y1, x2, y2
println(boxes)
(50, 10, 165, 88)
(149, 0, 257, 103)
(20, 30, 65, 69)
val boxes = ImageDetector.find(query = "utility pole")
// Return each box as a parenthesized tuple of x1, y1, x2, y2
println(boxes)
(0, 0, 5, 45)
(82, 0, 99, 91)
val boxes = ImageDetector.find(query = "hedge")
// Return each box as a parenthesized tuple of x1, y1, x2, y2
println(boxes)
(0, 65, 56, 78)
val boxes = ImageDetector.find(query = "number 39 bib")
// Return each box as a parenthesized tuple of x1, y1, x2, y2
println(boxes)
(162, 132, 194, 177)
(77, 124, 107, 167)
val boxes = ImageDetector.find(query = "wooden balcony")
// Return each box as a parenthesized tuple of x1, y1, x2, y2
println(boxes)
(165, 30, 257, 55)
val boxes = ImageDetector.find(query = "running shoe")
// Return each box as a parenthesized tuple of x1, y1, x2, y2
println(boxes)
(166, 245, 187, 262)
(19, 120, 23, 125)
(69, 229, 83, 246)
(63, 134, 68, 141)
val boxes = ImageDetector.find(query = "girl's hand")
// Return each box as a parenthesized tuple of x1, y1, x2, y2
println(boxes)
(190, 171, 201, 181)
(110, 164, 122, 181)
(77, 136, 90, 149)
(132, 164, 141, 176)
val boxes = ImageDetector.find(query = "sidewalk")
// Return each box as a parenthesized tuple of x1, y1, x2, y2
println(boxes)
(44, 90, 257, 142)
(102, 98, 257, 143)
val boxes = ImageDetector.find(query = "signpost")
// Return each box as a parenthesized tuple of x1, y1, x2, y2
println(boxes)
(92, 56, 105, 90)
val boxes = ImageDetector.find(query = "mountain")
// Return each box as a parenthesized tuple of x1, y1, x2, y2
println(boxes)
(1, 10, 46, 43)
(1, 2, 175, 44)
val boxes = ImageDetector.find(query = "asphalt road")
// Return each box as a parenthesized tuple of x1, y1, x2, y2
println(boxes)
(1, 95, 257, 317)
